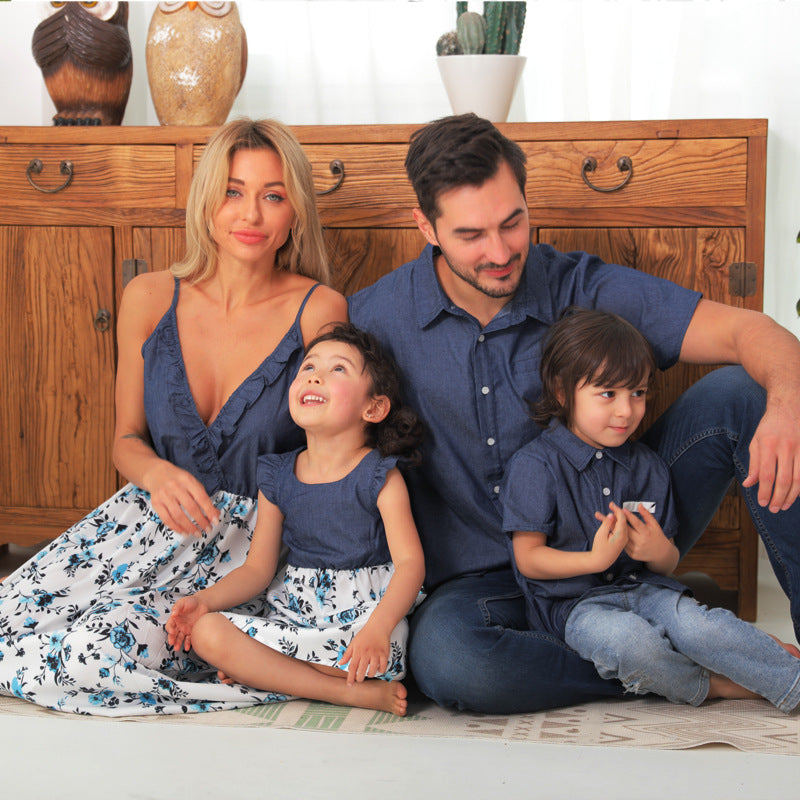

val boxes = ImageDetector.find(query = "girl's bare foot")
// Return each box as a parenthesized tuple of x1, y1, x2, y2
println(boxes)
(218, 665, 408, 716)
(345, 678, 408, 716)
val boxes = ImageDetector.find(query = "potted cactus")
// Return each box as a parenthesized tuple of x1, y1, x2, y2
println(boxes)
(436, 2, 527, 122)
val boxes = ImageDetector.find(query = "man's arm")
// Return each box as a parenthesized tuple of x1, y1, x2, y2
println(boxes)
(679, 298, 800, 513)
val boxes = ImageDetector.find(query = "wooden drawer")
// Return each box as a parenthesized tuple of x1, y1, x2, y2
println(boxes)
(0, 145, 177, 208)
(305, 144, 416, 227)
(523, 138, 748, 209)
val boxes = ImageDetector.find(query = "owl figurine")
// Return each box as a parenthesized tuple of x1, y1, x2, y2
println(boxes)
(31, 1, 133, 126)
(146, 2, 248, 126)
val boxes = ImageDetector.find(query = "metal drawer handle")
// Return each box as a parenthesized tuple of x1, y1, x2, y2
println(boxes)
(581, 155, 633, 193)
(316, 159, 345, 196)
(26, 158, 75, 194)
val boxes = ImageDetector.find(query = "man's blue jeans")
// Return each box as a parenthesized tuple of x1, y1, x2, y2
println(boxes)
(564, 584, 800, 712)
(408, 367, 800, 713)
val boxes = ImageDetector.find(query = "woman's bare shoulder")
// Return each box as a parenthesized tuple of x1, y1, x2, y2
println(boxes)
(294, 280, 348, 344)
(118, 270, 177, 332)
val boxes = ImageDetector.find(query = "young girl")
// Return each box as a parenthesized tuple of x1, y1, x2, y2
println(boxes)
(502, 307, 800, 711)
(166, 323, 425, 716)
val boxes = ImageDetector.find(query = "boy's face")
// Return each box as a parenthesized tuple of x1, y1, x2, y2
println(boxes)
(569, 378, 649, 450)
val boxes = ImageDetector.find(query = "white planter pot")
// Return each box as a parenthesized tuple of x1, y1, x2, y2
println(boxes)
(437, 54, 527, 122)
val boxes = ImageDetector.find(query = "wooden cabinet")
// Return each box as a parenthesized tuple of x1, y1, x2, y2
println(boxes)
(0, 121, 766, 620)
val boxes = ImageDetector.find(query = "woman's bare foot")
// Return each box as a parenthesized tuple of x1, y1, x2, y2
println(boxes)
(344, 679, 408, 716)
(217, 669, 235, 685)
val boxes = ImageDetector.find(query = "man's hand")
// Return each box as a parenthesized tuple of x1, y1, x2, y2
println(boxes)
(743, 401, 800, 513)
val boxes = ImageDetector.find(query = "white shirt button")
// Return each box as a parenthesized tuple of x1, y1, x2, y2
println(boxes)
(487, 437, 496, 446)
(481, 386, 490, 395)
(595, 451, 603, 459)
(603, 487, 611, 496)
(493, 485, 500, 494)
(478, 334, 485, 342)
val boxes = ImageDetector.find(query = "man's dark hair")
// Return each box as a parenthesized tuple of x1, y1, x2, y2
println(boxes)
(404, 113, 527, 224)
(533, 307, 657, 429)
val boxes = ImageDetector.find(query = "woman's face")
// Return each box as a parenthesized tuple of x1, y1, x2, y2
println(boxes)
(211, 147, 296, 271)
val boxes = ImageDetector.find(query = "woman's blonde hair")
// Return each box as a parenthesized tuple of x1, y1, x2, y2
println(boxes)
(171, 118, 330, 284)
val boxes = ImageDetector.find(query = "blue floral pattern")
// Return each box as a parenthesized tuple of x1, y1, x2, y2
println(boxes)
(222, 563, 411, 681)
(0, 485, 288, 715)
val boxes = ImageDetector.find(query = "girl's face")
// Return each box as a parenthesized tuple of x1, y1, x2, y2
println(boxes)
(212, 148, 295, 271)
(289, 341, 380, 436)
(568, 376, 648, 450)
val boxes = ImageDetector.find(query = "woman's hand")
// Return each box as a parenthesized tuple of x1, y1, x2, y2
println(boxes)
(338, 624, 390, 685)
(166, 595, 210, 653)
(145, 460, 220, 536)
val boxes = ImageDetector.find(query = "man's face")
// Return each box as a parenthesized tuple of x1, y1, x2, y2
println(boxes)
(415, 161, 530, 302)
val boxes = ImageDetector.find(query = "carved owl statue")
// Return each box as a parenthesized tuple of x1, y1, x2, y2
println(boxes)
(31, 1, 132, 126)
(146, 2, 248, 126)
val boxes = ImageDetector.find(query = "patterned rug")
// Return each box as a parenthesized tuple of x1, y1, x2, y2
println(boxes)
(1, 693, 797, 755)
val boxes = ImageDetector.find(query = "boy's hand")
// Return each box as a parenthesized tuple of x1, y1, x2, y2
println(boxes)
(621, 503, 679, 574)
(590, 502, 628, 571)
(622, 503, 668, 561)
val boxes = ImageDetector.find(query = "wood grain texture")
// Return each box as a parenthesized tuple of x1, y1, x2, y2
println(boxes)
(0, 145, 176, 208)
(0, 225, 115, 513)
(524, 139, 747, 209)
(326, 228, 425, 295)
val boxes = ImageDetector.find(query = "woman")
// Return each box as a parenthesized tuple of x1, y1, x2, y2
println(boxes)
(0, 119, 347, 715)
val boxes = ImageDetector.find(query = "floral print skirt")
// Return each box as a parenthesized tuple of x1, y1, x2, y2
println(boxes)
(0, 484, 288, 715)
(222, 563, 413, 681)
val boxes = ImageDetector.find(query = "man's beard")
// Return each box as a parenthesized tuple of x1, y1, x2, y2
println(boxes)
(439, 248, 522, 299)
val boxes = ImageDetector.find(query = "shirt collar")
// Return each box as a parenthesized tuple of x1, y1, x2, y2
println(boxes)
(412, 245, 454, 328)
(412, 243, 553, 331)
(542, 419, 633, 472)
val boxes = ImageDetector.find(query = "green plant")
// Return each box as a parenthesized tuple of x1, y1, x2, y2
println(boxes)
(437, 2, 526, 56)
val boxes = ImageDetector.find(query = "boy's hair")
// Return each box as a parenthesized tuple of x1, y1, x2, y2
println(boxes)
(534, 307, 657, 428)
(304, 323, 425, 463)
(405, 113, 527, 225)
(172, 117, 329, 285)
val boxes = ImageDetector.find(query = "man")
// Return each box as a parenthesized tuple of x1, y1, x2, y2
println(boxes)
(348, 113, 800, 714)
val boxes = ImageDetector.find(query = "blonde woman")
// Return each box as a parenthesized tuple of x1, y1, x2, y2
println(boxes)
(0, 119, 347, 715)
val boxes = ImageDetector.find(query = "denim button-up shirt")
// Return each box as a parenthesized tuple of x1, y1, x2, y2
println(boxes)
(502, 421, 687, 636)
(349, 243, 700, 589)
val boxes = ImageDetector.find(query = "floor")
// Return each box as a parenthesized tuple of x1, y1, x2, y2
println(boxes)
(1, 542, 799, 800)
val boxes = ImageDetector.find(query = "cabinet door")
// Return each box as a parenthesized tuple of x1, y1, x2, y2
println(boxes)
(325, 229, 425, 295)
(0, 226, 115, 544)
(131, 227, 187, 275)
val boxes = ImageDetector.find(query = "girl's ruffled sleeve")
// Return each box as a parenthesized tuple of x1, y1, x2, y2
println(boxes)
(370, 453, 400, 505)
